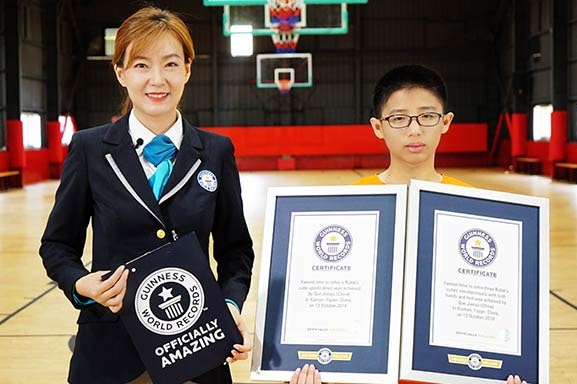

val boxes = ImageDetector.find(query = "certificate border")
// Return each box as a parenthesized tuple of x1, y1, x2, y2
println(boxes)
(429, 210, 523, 356)
(251, 185, 407, 384)
(400, 180, 549, 384)
(281, 210, 379, 346)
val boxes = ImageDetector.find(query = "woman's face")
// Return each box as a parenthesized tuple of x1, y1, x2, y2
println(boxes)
(114, 32, 191, 128)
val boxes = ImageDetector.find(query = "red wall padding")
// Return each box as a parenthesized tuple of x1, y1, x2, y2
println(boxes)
(567, 143, 577, 163)
(6, 119, 26, 168)
(23, 149, 50, 184)
(0, 152, 9, 169)
(549, 110, 567, 162)
(1, 122, 490, 184)
(47, 120, 64, 163)
(509, 113, 527, 157)
(202, 123, 488, 156)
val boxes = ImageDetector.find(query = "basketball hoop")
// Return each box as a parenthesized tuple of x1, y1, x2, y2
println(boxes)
(276, 79, 293, 94)
(268, 0, 303, 53)
(274, 67, 295, 94)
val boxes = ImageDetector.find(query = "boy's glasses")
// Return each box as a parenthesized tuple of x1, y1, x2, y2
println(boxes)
(379, 112, 443, 129)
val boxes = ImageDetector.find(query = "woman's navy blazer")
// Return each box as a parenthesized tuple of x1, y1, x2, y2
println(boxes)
(40, 114, 254, 384)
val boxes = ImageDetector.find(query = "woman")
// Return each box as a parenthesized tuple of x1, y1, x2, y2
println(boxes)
(39, 6, 254, 384)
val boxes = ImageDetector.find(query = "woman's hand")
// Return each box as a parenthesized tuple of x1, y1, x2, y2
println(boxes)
(74, 265, 129, 313)
(225, 302, 252, 364)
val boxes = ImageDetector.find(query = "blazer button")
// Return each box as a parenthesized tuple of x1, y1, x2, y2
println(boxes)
(156, 229, 166, 239)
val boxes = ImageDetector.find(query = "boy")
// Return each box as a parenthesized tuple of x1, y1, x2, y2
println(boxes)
(356, 64, 470, 186)
(287, 65, 527, 384)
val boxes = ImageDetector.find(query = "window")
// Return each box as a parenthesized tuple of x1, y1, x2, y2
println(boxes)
(230, 25, 253, 57)
(21, 112, 42, 149)
(104, 28, 118, 57)
(532, 104, 552, 141)
(59, 115, 75, 145)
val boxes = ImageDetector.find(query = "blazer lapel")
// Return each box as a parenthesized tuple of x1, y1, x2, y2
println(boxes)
(161, 120, 204, 199)
(103, 116, 164, 220)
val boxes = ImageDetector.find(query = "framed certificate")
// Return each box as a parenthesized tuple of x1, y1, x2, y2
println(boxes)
(250, 185, 407, 384)
(400, 180, 549, 384)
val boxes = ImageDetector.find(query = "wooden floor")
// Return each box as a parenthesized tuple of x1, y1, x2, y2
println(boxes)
(0, 167, 576, 383)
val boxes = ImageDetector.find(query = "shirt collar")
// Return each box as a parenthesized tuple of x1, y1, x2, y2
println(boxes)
(128, 110, 183, 155)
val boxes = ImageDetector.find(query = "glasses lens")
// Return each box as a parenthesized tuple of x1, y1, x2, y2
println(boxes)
(388, 115, 411, 128)
(417, 113, 441, 126)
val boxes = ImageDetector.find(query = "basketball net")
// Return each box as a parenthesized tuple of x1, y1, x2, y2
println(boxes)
(274, 68, 295, 95)
(269, 0, 302, 93)
(269, 0, 302, 54)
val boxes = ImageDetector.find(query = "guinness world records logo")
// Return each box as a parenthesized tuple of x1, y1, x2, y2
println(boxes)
(314, 225, 352, 262)
(317, 348, 333, 364)
(197, 170, 218, 192)
(135, 267, 205, 335)
(467, 353, 483, 370)
(459, 229, 497, 267)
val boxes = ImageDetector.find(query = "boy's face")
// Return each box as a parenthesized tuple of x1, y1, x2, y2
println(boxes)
(370, 87, 454, 167)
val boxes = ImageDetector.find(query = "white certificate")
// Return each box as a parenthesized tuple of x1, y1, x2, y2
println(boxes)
(430, 210, 522, 355)
(281, 211, 379, 346)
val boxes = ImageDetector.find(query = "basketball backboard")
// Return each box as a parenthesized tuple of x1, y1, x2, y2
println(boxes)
(221, 3, 350, 36)
(204, 0, 367, 5)
(209, 0, 358, 36)
(203, 0, 367, 92)
(256, 53, 312, 91)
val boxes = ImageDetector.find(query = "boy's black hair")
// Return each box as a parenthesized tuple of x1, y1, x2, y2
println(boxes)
(372, 64, 448, 117)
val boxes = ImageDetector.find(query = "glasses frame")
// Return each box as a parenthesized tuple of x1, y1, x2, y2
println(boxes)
(379, 112, 444, 129)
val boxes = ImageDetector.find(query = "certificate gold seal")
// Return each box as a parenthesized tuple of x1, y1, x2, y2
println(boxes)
(447, 353, 502, 370)
(298, 348, 352, 365)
